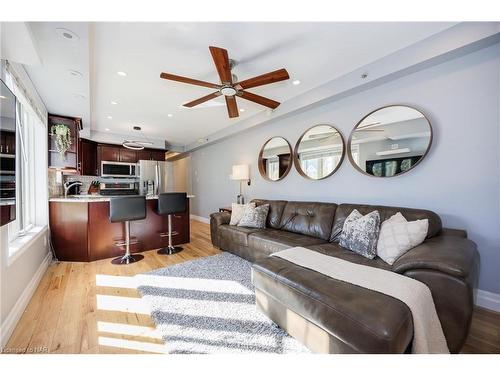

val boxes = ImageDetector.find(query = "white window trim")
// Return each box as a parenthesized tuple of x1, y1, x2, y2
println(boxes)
(7, 225, 48, 267)
(2, 61, 49, 262)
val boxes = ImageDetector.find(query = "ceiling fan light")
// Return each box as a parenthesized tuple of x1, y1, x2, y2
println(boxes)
(220, 86, 237, 96)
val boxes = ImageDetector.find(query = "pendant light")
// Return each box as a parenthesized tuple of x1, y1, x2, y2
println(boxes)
(122, 126, 154, 150)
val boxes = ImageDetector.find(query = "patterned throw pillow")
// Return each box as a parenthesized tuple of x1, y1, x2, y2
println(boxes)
(339, 209, 381, 259)
(229, 203, 256, 226)
(237, 204, 270, 229)
(377, 212, 429, 265)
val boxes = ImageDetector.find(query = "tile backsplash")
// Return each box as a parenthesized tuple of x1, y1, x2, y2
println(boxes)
(64, 175, 101, 195)
(48, 169, 102, 197)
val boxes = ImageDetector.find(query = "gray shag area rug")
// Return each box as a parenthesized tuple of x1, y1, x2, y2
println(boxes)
(135, 252, 309, 354)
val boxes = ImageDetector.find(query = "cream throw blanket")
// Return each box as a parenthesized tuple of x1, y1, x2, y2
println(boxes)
(271, 247, 449, 354)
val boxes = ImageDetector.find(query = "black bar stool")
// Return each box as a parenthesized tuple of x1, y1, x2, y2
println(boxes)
(157, 192, 187, 255)
(109, 196, 146, 264)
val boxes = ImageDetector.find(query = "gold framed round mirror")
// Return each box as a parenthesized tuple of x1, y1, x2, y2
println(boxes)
(293, 124, 345, 180)
(258, 136, 293, 181)
(348, 105, 432, 178)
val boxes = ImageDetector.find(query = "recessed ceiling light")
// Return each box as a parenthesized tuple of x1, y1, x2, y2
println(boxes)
(111, 101, 118, 105)
(239, 108, 245, 112)
(105, 128, 110, 131)
(167, 113, 173, 118)
(117, 71, 127, 77)
(292, 80, 301, 86)
(68, 70, 83, 78)
(107, 116, 112, 119)
(55, 28, 80, 41)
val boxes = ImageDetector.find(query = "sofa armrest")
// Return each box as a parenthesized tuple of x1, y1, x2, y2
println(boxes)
(392, 235, 479, 279)
(209, 212, 231, 247)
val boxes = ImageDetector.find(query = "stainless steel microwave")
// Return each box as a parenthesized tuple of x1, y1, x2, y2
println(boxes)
(101, 161, 138, 178)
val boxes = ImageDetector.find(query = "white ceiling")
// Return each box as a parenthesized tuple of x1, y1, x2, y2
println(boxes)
(24, 22, 455, 147)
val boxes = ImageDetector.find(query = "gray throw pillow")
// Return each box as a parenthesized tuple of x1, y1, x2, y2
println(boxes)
(237, 204, 270, 229)
(339, 209, 381, 259)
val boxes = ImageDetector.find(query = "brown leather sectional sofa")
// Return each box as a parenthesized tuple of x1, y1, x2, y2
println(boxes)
(210, 199, 479, 353)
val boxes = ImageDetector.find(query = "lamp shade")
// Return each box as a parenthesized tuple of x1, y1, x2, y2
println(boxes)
(230, 164, 249, 180)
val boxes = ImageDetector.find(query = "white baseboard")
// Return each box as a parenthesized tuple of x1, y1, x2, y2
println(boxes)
(190, 214, 210, 224)
(0, 251, 52, 348)
(476, 289, 500, 312)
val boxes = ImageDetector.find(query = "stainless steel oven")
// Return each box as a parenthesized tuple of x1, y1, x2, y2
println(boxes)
(101, 161, 138, 178)
(99, 182, 138, 196)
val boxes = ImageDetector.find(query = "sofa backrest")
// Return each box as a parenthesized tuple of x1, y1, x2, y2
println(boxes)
(251, 199, 288, 229)
(279, 201, 338, 240)
(329, 203, 442, 242)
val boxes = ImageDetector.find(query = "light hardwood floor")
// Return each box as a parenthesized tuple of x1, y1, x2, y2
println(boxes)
(4, 220, 500, 354)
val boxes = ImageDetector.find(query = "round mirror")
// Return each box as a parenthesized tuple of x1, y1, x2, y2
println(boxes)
(258, 137, 293, 181)
(348, 105, 432, 177)
(294, 124, 345, 180)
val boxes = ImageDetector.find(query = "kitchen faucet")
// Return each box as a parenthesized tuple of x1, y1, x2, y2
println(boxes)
(64, 181, 83, 197)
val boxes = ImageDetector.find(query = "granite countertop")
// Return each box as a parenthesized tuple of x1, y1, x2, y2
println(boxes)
(49, 194, 195, 203)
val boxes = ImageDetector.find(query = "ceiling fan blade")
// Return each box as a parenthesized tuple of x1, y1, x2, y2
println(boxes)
(238, 91, 280, 109)
(225, 96, 239, 118)
(160, 72, 221, 89)
(183, 92, 222, 107)
(236, 68, 290, 90)
(209, 46, 233, 84)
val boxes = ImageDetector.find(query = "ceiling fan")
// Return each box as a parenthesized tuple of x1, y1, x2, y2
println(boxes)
(160, 46, 290, 118)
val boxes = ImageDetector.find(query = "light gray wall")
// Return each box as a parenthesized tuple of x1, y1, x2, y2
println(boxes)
(190, 44, 500, 294)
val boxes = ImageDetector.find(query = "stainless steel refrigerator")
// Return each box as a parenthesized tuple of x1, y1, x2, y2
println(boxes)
(138, 160, 175, 196)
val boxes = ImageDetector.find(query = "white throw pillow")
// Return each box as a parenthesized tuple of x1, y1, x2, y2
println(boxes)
(229, 203, 255, 226)
(377, 212, 429, 265)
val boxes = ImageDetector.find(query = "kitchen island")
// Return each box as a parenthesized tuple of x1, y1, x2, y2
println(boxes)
(49, 195, 191, 262)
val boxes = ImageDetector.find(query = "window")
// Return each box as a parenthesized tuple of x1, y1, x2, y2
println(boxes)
(266, 156, 279, 180)
(4, 65, 47, 244)
(300, 149, 343, 179)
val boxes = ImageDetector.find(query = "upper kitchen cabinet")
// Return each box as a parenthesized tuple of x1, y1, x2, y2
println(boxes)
(98, 144, 136, 163)
(151, 150, 165, 161)
(79, 138, 98, 176)
(136, 149, 152, 161)
(0, 131, 15, 155)
(137, 149, 165, 161)
(119, 148, 137, 162)
(99, 145, 120, 162)
(48, 114, 81, 170)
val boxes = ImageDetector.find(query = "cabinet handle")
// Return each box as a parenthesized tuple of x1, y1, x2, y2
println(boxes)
(78, 162, 81, 171)
(0, 145, 2, 153)
(6, 145, 9, 153)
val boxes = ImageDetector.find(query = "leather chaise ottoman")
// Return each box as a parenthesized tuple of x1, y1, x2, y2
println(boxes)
(252, 256, 414, 354)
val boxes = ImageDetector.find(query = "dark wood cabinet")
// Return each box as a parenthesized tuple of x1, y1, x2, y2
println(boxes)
(136, 150, 152, 161)
(49, 198, 190, 262)
(119, 148, 137, 162)
(1, 131, 15, 155)
(99, 145, 120, 162)
(79, 139, 98, 176)
(86, 143, 167, 175)
(48, 114, 81, 170)
(151, 150, 165, 161)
